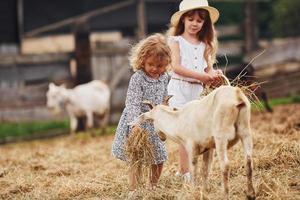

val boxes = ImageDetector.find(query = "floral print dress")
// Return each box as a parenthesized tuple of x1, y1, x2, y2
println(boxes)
(111, 70, 168, 164)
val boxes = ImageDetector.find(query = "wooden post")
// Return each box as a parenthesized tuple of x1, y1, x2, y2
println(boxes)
(244, 0, 259, 53)
(137, 0, 147, 40)
(73, 19, 92, 85)
(17, 0, 24, 52)
(73, 19, 92, 131)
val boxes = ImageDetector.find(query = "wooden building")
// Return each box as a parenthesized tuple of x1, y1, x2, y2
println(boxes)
(1, 0, 295, 123)
(247, 37, 300, 98)
(0, 0, 180, 123)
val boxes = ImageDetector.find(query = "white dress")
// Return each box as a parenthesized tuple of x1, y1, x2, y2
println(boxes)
(167, 35, 207, 108)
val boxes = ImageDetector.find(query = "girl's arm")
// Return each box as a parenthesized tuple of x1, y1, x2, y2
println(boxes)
(169, 41, 213, 84)
(204, 61, 223, 86)
(125, 74, 143, 124)
(205, 64, 223, 76)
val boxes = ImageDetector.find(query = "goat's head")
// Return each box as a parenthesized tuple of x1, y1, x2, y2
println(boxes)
(129, 98, 174, 141)
(128, 100, 155, 125)
(46, 83, 69, 114)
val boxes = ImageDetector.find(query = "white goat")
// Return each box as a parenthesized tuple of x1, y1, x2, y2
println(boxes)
(132, 85, 256, 200)
(46, 80, 110, 134)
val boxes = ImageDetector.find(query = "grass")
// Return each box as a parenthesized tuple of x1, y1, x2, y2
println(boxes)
(0, 120, 69, 139)
(0, 119, 117, 142)
(269, 95, 300, 106)
(253, 94, 300, 111)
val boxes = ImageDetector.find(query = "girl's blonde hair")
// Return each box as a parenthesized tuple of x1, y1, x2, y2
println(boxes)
(167, 9, 218, 69)
(129, 33, 172, 72)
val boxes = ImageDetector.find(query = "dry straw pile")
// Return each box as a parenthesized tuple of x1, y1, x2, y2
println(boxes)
(125, 126, 155, 186)
(0, 105, 299, 199)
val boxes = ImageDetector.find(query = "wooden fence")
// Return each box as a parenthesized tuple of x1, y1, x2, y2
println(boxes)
(0, 53, 72, 122)
(0, 47, 132, 124)
(255, 62, 300, 98)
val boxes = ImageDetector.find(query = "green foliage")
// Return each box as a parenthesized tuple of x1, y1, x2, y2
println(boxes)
(291, 95, 300, 103)
(271, 0, 300, 37)
(257, 1, 274, 38)
(211, 2, 243, 25)
(210, 0, 300, 39)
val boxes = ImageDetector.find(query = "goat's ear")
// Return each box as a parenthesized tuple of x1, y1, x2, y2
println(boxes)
(60, 83, 67, 88)
(162, 95, 173, 106)
(142, 100, 154, 109)
(49, 82, 55, 89)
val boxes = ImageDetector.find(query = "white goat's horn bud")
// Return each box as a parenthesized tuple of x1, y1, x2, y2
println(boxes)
(163, 95, 173, 106)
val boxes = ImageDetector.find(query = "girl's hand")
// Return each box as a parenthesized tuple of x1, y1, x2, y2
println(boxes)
(210, 69, 223, 76)
(211, 74, 224, 87)
(201, 73, 214, 85)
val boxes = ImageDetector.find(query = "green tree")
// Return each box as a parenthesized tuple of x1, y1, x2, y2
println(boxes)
(271, 0, 300, 37)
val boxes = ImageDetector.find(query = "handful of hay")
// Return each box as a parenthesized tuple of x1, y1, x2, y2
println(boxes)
(201, 74, 231, 97)
(125, 126, 155, 184)
(201, 74, 263, 107)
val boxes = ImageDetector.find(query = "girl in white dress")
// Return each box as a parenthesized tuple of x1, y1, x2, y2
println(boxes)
(167, 0, 222, 180)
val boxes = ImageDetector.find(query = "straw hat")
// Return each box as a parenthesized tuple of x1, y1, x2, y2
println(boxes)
(170, 0, 219, 26)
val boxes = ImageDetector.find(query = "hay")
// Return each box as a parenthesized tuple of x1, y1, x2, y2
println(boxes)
(201, 74, 230, 97)
(0, 104, 299, 199)
(124, 126, 155, 186)
(201, 73, 264, 109)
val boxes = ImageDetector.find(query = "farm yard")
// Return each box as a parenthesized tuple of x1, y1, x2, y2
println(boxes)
(0, 104, 299, 200)
(1, 0, 300, 200)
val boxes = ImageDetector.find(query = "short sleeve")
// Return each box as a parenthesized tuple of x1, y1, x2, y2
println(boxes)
(168, 36, 180, 45)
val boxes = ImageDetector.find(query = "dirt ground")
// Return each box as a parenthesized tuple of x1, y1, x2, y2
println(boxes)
(0, 104, 299, 200)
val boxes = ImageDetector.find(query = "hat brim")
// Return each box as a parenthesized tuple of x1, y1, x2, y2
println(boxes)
(171, 6, 219, 26)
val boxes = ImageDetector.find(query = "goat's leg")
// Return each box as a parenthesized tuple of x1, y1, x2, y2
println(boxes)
(241, 135, 255, 200)
(70, 115, 77, 135)
(86, 111, 96, 136)
(100, 109, 109, 134)
(179, 144, 189, 174)
(185, 141, 195, 183)
(86, 112, 94, 129)
(201, 149, 214, 192)
(215, 138, 229, 200)
(237, 105, 256, 199)
(192, 144, 199, 183)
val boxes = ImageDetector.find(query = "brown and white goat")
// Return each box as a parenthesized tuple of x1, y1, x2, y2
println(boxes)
(131, 85, 256, 200)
